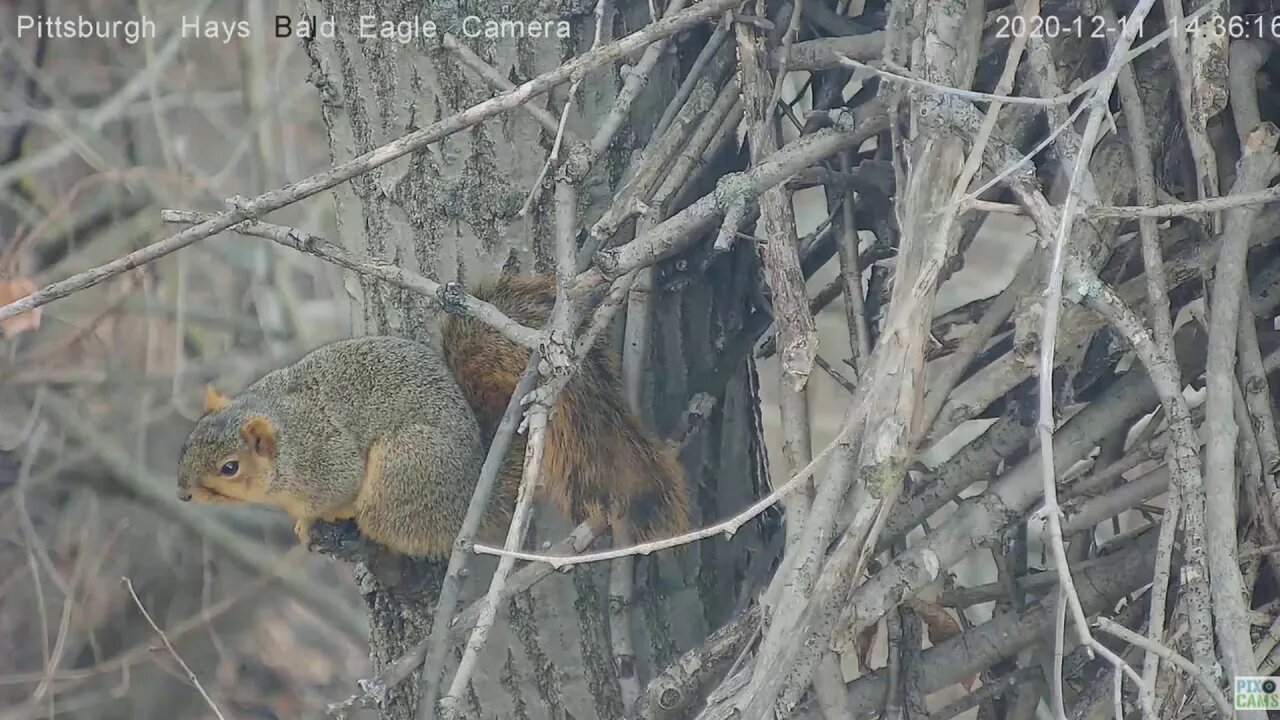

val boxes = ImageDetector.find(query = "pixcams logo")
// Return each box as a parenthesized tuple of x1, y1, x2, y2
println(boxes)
(1236, 676, 1280, 710)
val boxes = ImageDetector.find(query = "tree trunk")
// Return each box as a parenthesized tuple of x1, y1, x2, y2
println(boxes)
(300, 1, 766, 716)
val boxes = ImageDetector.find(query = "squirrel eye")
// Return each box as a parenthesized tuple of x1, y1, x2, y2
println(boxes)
(219, 460, 239, 476)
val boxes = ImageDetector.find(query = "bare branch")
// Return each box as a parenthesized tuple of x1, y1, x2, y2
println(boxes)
(160, 211, 541, 349)
(0, 0, 741, 330)
(122, 577, 228, 720)
(1201, 122, 1280, 691)
(594, 106, 888, 277)
(1094, 618, 1233, 719)
(415, 360, 540, 718)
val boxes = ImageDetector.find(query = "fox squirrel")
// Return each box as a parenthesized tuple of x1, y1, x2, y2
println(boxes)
(176, 274, 690, 558)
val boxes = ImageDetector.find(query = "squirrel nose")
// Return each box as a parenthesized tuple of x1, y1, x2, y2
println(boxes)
(177, 487, 192, 502)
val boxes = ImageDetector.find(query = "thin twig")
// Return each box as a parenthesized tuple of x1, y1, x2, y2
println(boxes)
(160, 211, 540, 349)
(121, 577, 227, 720)
(947, 97, 1089, 213)
(835, 55, 1060, 106)
(1094, 618, 1233, 719)
(588, 49, 736, 250)
(415, 359, 540, 719)
(1032, 1, 1159, 715)
(13, 422, 70, 598)
(437, 412, 550, 719)
(1087, 184, 1280, 219)
(475, 429, 847, 567)
(814, 355, 857, 396)
(440, 34, 566, 135)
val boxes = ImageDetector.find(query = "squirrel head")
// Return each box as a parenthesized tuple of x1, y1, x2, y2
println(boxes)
(177, 385, 279, 506)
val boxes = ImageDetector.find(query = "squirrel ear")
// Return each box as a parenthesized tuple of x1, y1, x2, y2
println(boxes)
(203, 384, 230, 414)
(240, 416, 277, 458)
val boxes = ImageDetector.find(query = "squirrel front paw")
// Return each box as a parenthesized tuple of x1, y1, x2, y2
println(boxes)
(294, 518, 315, 549)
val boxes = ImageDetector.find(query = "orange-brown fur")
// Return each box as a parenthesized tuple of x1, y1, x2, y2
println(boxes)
(442, 275, 691, 541)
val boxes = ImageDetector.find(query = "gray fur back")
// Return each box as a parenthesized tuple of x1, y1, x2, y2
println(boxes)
(255, 336, 482, 454)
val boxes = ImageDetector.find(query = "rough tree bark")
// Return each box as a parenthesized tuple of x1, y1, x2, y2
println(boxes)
(299, 1, 766, 717)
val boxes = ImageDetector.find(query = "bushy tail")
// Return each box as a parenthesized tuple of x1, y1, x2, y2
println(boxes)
(440, 274, 690, 541)
(608, 428, 691, 541)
